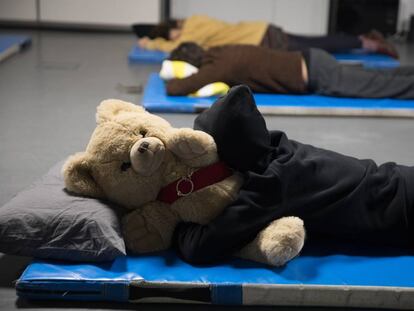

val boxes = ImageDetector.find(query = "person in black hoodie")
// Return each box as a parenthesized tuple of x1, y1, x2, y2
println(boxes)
(172, 85, 414, 265)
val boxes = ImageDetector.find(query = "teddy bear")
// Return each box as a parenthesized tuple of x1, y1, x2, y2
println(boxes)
(62, 99, 305, 266)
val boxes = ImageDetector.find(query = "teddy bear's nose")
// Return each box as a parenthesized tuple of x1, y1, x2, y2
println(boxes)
(138, 141, 150, 153)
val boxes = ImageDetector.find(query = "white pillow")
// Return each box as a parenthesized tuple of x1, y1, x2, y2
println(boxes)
(159, 60, 198, 80)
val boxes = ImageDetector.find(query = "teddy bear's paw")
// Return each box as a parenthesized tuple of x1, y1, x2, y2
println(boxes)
(122, 211, 166, 253)
(168, 128, 217, 162)
(259, 217, 305, 266)
(264, 243, 300, 267)
(176, 139, 206, 159)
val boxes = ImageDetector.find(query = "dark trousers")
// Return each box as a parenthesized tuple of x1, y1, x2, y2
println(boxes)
(307, 48, 414, 99)
(261, 25, 362, 53)
(287, 33, 361, 53)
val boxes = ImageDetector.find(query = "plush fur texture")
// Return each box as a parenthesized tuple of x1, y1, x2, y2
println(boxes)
(63, 99, 305, 266)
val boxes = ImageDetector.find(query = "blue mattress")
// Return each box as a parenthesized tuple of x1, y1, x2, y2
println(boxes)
(0, 34, 31, 62)
(334, 50, 399, 68)
(142, 73, 414, 117)
(128, 46, 168, 64)
(127, 45, 399, 68)
(16, 240, 414, 309)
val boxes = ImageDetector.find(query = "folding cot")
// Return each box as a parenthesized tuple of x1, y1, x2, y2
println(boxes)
(16, 241, 414, 309)
(142, 73, 414, 117)
(0, 34, 31, 62)
(128, 45, 400, 69)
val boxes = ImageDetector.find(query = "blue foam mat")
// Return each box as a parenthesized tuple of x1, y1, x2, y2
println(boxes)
(128, 45, 399, 68)
(0, 34, 31, 62)
(128, 46, 168, 64)
(16, 241, 414, 308)
(334, 52, 400, 68)
(142, 73, 414, 117)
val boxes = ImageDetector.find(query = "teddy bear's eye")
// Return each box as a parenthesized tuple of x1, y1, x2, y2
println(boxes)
(120, 162, 131, 172)
(139, 130, 147, 137)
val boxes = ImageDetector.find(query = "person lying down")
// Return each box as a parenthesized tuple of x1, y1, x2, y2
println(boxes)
(162, 42, 414, 99)
(138, 15, 398, 58)
(173, 85, 414, 264)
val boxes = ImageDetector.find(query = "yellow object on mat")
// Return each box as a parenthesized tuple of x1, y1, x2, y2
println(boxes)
(191, 82, 230, 97)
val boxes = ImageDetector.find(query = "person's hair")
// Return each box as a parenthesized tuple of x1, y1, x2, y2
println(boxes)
(148, 19, 179, 40)
(169, 42, 205, 68)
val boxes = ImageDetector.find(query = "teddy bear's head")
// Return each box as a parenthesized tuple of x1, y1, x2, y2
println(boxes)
(62, 99, 180, 209)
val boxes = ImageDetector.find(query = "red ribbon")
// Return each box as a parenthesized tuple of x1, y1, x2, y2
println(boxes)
(157, 161, 233, 204)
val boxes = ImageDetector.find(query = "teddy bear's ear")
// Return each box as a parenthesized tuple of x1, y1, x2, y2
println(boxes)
(96, 99, 146, 124)
(62, 152, 104, 198)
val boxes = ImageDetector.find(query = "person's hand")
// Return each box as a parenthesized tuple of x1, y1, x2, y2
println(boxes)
(137, 36, 151, 49)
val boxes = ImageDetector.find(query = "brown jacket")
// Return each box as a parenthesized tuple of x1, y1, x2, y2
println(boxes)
(166, 45, 307, 96)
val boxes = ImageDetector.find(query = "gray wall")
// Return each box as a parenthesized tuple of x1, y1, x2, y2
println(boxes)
(399, 0, 414, 33)
(171, 0, 329, 35)
(0, 0, 161, 26)
(172, 0, 414, 35)
(1, 0, 413, 34)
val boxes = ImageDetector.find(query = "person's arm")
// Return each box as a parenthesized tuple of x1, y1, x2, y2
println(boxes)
(166, 67, 217, 96)
(172, 169, 283, 265)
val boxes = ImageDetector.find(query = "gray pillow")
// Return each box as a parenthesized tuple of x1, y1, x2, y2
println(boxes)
(0, 161, 126, 261)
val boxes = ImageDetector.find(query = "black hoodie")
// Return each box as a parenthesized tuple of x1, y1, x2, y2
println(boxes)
(173, 85, 414, 265)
